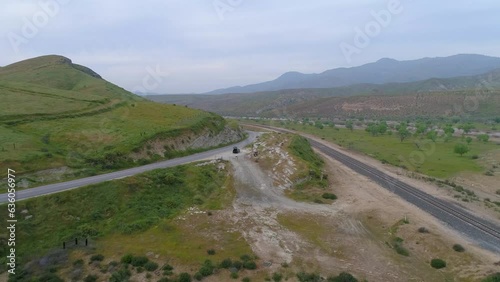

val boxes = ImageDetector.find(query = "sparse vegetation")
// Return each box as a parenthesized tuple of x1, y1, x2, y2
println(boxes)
(327, 272, 359, 282)
(322, 193, 337, 200)
(482, 272, 500, 282)
(430, 258, 447, 269)
(296, 271, 322, 282)
(452, 244, 465, 252)
(417, 227, 430, 233)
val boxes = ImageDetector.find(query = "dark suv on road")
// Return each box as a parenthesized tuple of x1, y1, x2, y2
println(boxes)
(232, 146, 240, 154)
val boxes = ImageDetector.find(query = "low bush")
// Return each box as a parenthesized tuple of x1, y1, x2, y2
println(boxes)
(417, 227, 429, 233)
(90, 254, 104, 262)
(430, 258, 447, 269)
(232, 260, 243, 270)
(84, 275, 98, 282)
(482, 272, 500, 282)
(121, 254, 133, 264)
(452, 244, 465, 252)
(207, 249, 216, 255)
(179, 272, 192, 282)
(327, 272, 358, 282)
(272, 272, 283, 282)
(219, 258, 232, 269)
(144, 261, 159, 271)
(297, 271, 322, 282)
(322, 193, 337, 200)
(243, 261, 257, 270)
(230, 272, 239, 279)
(130, 256, 149, 267)
(198, 260, 215, 277)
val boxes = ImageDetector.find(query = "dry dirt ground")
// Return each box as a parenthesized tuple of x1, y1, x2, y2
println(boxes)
(215, 131, 500, 282)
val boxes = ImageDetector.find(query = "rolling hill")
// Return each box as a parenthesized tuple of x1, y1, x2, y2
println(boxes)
(206, 54, 500, 94)
(0, 55, 243, 181)
(148, 69, 500, 120)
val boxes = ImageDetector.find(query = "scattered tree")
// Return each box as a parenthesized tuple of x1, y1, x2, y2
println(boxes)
(426, 130, 438, 142)
(477, 134, 490, 143)
(458, 123, 474, 135)
(465, 136, 473, 145)
(397, 123, 411, 142)
(345, 120, 354, 131)
(454, 143, 470, 156)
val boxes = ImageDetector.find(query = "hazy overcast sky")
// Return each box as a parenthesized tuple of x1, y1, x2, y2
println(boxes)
(2, 0, 500, 93)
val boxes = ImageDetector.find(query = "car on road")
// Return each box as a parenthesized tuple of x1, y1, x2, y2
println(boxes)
(233, 146, 240, 154)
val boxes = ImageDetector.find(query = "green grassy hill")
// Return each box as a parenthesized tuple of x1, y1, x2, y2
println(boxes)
(0, 55, 236, 179)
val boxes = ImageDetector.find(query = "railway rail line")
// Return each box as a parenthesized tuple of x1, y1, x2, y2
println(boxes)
(254, 124, 500, 253)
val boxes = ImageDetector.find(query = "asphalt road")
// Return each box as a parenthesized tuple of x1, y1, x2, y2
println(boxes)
(254, 124, 500, 254)
(0, 131, 258, 204)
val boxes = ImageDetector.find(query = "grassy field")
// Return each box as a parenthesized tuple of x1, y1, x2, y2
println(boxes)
(1, 162, 253, 281)
(0, 55, 231, 179)
(246, 120, 499, 179)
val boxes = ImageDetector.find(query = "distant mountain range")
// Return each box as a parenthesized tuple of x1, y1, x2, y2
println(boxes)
(206, 54, 500, 94)
(148, 68, 500, 120)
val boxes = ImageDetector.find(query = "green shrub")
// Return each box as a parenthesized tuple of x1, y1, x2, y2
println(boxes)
(109, 269, 131, 282)
(322, 193, 337, 200)
(482, 272, 500, 282)
(207, 249, 216, 255)
(73, 259, 84, 266)
(417, 227, 429, 233)
(36, 273, 64, 282)
(231, 272, 239, 279)
(242, 277, 251, 282)
(163, 264, 174, 271)
(137, 267, 144, 273)
(272, 272, 283, 282)
(394, 243, 409, 256)
(232, 260, 243, 270)
(430, 258, 447, 269)
(243, 261, 257, 270)
(90, 254, 104, 262)
(84, 275, 98, 282)
(179, 272, 192, 282)
(240, 254, 252, 261)
(297, 271, 321, 282)
(194, 272, 203, 281)
(219, 258, 232, 269)
(121, 254, 134, 264)
(198, 260, 215, 277)
(327, 272, 358, 282)
(452, 244, 465, 252)
(131, 256, 149, 267)
(144, 261, 159, 271)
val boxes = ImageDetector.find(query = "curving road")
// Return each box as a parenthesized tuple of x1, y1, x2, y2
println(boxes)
(251, 124, 500, 254)
(0, 131, 258, 204)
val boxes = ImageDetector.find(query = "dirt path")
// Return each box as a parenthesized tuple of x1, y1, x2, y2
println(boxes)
(226, 148, 342, 265)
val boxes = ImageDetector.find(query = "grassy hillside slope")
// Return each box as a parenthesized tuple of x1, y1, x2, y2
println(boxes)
(1, 162, 253, 281)
(0, 55, 235, 179)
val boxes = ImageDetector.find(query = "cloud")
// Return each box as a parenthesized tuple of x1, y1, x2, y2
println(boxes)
(1, 0, 500, 93)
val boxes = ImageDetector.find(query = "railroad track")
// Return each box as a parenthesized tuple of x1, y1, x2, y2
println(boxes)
(252, 124, 500, 252)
